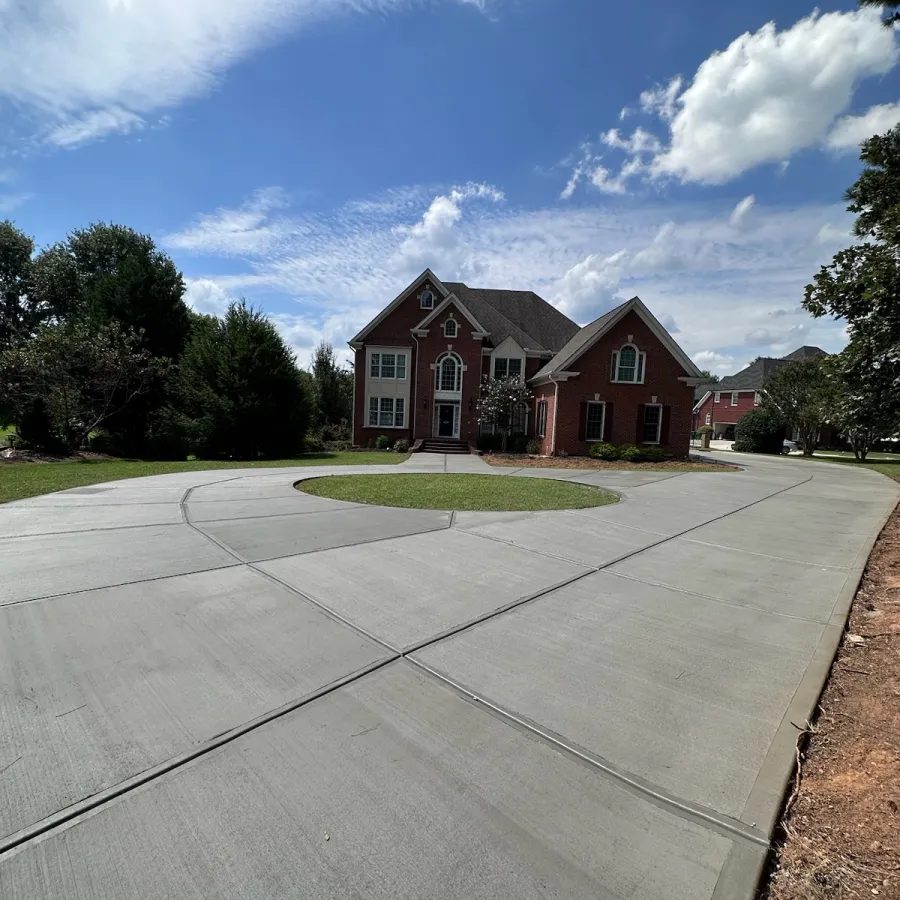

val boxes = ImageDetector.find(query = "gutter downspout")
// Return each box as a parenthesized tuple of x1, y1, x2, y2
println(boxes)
(549, 374, 560, 456)
(411, 332, 420, 442)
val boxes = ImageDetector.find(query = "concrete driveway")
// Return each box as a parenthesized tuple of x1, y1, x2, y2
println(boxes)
(0, 453, 896, 900)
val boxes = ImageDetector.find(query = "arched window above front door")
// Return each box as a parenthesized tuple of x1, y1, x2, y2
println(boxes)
(435, 352, 462, 393)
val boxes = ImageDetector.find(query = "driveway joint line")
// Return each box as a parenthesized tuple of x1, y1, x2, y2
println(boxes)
(679, 536, 851, 571)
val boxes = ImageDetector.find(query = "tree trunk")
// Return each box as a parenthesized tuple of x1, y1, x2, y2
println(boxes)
(502, 429, 508, 452)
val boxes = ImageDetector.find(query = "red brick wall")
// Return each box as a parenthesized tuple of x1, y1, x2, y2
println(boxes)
(553, 310, 695, 458)
(692, 391, 761, 436)
(353, 282, 486, 445)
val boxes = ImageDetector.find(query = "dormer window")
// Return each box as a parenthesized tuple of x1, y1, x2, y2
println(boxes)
(420, 289, 434, 310)
(610, 343, 646, 384)
(443, 318, 458, 338)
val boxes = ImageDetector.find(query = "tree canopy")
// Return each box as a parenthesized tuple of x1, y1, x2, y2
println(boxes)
(310, 340, 352, 428)
(762, 359, 835, 456)
(477, 376, 533, 451)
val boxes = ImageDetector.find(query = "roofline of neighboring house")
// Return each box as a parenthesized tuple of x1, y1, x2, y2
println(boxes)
(693, 390, 712, 412)
(530, 296, 705, 385)
(348, 268, 448, 345)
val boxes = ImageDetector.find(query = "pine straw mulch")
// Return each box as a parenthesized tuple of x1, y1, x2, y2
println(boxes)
(483, 453, 740, 471)
(763, 502, 900, 900)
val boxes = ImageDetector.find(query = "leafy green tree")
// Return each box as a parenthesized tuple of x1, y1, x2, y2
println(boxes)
(0, 221, 39, 354)
(30, 223, 191, 453)
(310, 340, 352, 428)
(762, 359, 836, 456)
(698, 370, 720, 384)
(0, 321, 161, 451)
(176, 301, 310, 459)
(859, 0, 900, 27)
(733, 408, 786, 455)
(477, 376, 533, 451)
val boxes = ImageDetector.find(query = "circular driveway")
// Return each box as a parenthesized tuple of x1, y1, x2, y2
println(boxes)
(0, 453, 896, 900)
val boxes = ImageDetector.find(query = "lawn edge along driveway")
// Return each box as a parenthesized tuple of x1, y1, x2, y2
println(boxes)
(297, 472, 619, 511)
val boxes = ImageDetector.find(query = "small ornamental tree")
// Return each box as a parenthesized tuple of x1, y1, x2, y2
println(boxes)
(477, 376, 533, 452)
(762, 359, 836, 456)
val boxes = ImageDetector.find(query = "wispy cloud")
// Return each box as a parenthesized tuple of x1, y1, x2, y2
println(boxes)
(562, 8, 898, 195)
(0, 0, 491, 149)
(164, 183, 854, 367)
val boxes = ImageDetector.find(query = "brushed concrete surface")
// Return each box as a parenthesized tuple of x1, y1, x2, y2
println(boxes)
(0, 663, 737, 900)
(0, 453, 895, 900)
(258, 528, 589, 648)
(0, 567, 390, 840)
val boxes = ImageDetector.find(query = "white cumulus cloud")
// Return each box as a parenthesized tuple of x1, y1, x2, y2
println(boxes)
(827, 101, 900, 151)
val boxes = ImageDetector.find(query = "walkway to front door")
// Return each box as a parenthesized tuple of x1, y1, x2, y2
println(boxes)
(435, 403, 459, 438)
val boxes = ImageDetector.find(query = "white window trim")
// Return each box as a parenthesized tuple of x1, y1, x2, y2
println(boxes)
(705, 413, 711, 426)
(434, 352, 463, 394)
(714, 391, 721, 403)
(493, 356, 524, 382)
(643, 403, 663, 444)
(367, 348, 409, 381)
(754, 392, 761, 406)
(585, 401, 606, 443)
(731, 391, 739, 407)
(419, 289, 434, 310)
(443, 319, 458, 338)
(367, 396, 406, 429)
(536, 399, 548, 438)
(610, 344, 646, 384)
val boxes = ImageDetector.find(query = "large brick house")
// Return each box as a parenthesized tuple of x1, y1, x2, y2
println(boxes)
(349, 269, 706, 456)
(692, 347, 827, 440)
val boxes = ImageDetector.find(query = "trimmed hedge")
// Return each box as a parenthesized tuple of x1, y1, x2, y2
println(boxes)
(588, 442, 666, 462)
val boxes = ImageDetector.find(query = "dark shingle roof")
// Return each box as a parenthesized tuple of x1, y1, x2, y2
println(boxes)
(782, 346, 827, 362)
(530, 303, 624, 381)
(695, 382, 717, 401)
(444, 282, 580, 353)
(715, 346, 828, 391)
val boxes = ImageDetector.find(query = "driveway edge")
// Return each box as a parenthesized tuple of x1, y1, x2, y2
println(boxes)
(712, 482, 900, 900)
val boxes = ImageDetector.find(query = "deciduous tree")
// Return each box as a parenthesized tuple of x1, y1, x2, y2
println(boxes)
(477, 376, 533, 451)
(762, 359, 836, 456)
(310, 341, 352, 428)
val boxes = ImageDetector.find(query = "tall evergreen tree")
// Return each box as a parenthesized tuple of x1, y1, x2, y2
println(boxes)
(0, 221, 38, 353)
(310, 341, 352, 427)
(176, 301, 310, 459)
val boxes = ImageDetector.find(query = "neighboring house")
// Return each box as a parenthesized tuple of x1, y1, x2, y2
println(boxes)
(692, 347, 828, 440)
(349, 269, 706, 456)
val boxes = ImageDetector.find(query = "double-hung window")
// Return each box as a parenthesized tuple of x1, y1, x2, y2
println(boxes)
(731, 391, 739, 407)
(493, 357, 522, 381)
(585, 402, 605, 442)
(368, 397, 405, 428)
(643, 404, 662, 443)
(536, 400, 548, 438)
(714, 391, 721, 403)
(369, 352, 407, 380)
(610, 344, 645, 383)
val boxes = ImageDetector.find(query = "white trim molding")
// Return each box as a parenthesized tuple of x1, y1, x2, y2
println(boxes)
(350, 269, 449, 344)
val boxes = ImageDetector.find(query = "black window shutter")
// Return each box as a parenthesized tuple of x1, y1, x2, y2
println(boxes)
(660, 406, 671, 445)
(604, 403, 613, 442)
(578, 402, 588, 442)
(636, 404, 646, 443)
(610, 352, 618, 381)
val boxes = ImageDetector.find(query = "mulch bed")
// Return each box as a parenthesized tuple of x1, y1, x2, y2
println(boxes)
(483, 454, 740, 471)
(763, 503, 900, 899)
(0, 449, 114, 465)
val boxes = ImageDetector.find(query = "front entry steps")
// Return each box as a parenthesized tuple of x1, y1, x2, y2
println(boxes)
(414, 438, 472, 455)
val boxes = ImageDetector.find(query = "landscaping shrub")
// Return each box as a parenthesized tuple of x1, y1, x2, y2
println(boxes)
(303, 434, 326, 453)
(637, 446, 666, 462)
(477, 433, 503, 453)
(526, 438, 543, 455)
(589, 442, 620, 460)
(617, 444, 641, 461)
(394, 439, 410, 453)
(698, 425, 714, 435)
(323, 440, 352, 452)
(507, 432, 528, 454)
(374, 434, 395, 450)
(733, 408, 785, 454)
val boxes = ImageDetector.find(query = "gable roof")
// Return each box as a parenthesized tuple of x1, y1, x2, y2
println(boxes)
(694, 382, 717, 402)
(531, 296, 704, 383)
(443, 282, 580, 353)
(414, 293, 488, 335)
(714, 346, 828, 392)
(350, 269, 449, 344)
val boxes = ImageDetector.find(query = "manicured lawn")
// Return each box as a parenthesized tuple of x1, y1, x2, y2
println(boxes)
(299, 473, 619, 511)
(0, 452, 408, 504)
(795, 454, 900, 483)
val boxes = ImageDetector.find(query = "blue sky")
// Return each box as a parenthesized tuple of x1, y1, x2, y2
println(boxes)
(2, 0, 899, 373)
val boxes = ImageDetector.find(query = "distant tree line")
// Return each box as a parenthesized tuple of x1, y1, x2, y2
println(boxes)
(0, 221, 352, 460)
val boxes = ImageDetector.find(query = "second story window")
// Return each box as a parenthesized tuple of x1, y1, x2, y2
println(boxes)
(435, 352, 462, 393)
(611, 344, 645, 383)
(443, 319, 458, 338)
(369, 352, 407, 380)
(494, 358, 522, 381)
(731, 391, 739, 406)
(714, 392, 721, 403)
(420, 289, 434, 310)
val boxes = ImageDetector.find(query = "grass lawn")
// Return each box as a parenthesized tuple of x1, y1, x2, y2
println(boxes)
(796, 454, 900, 483)
(0, 452, 408, 504)
(299, 473, 619, 511)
